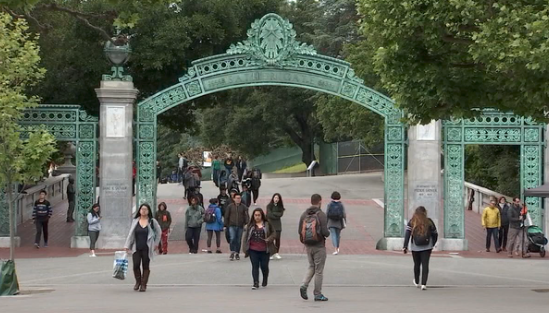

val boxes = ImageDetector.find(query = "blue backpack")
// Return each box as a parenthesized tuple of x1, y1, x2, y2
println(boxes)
(327, 202, 344, 221)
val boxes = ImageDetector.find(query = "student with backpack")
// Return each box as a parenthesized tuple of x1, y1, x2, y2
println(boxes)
(204, 198, 223, 253)
(155, 202, 172, 255)
(402, 206, 438, 291)
(250, 167, 262, 205)
(326, 191, 346, 255)
(298, 194, 330, 302)
(185, 196, 205, 254)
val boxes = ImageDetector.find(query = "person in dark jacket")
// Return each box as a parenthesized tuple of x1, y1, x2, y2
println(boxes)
(241, 183, 252, 208)
(266, 193, 285, 260)
(326, 191, 347, 255)
(155, 202, 172, 255)
(217, 188, 230, 217)
(33, 190, 52, 248)
(66, 176, 76, 222)
(298, 194, 330, 302)
(224, 193, 249, 261)
(185, 196, 205, 254)
(236, 156, 247, 182)
(205, 198, 224, 253)
(403, 206, 438, 291)
(243, 208, 277, 289)
(507, 197, 530, 258)
(498, 197, 510, 252)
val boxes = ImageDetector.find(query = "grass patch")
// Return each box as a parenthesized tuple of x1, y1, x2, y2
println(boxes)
(274, 163, 307, 174)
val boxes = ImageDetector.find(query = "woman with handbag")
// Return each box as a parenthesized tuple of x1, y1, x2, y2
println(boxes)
(124, 203, 161, 292)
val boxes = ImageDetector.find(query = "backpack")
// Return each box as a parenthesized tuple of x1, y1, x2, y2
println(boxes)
(204, 206, 217, 224)
(300, 212, 322, 245)
(412, 222, 432, 246)
(188, 173, 200, 188)
(327, 202, 344, 221)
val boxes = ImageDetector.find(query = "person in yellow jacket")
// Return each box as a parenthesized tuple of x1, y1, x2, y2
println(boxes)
(482, 200, 501, 253)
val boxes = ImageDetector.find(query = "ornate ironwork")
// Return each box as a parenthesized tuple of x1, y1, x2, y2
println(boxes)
(443, 111, 545, 238)
(0, 105, 99, 237)
(136, 13, 407, 238)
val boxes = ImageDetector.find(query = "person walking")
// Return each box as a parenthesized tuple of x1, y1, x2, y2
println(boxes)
(224, 193, 249, 261)
(241, 183, 252, 208)
(482, 199, 501, 253)
(326, 191, 346, 255)
(507, 197, 531, 258)
(132, 161, 136, 196)
(266, 193, 285, 260)
(205, 198, 223, 253)
(185, 196, 205, 254)
(236, 156, 247, 182)
(156, 161, 162, 184)
(224, 153, 235, 173)
(402, 206, 438, 291)
(155, 202, 172, 255)
(498, 197, 510, 252)
(243, 208, 276, 289)
(298, 194, 330, 302)
(33, 190, 52, 249)
(66, 176, 76, 222)
(87, 203, 101, 257)
(250, 167, 262, 206)
(217, 187, 230, 217)
(124, 203, 161, 292)
(212, 155, 222, 187)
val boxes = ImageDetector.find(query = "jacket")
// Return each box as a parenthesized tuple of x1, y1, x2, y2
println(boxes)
(205, 205, 224, 231)
(32, 200, 52, 220)
(185, 205, 204, 229)
(124, 218, 161, 261)
(482, 206, 501, 228)
(498, 203, 510, 226)
(298, 206, 330, 247)
(326, 201, 347, 230)
(403, 218, 438, 251)
(243, 221, 277, 257)
(87, 213, 101, 232)
(508, 204, 523, 229)
(224, 203, 249, 228)
(266, 203, 285, 231)
(217, 193, 230, 216)
(155, 210, 172, 231)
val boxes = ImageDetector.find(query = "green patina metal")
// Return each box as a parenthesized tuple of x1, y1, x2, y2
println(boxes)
(135, 13, 407, 238)
(0, 105, 98, 237)
(443, 110, 545, 238)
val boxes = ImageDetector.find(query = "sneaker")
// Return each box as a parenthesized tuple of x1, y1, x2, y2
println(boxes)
(253, 203, 257, 206)
(235, 254, 240, 260)
(207, 250, 213, 254)
(299, 285, 308, 300)
(523, 253, 531, 258)
(314, 294, 329, 301)
(216, 250, 222, 254)
(44, 243, 48, 248)
(163, 252, 167, 255)
(230, 252, 235, 261)
(89, 253, 96, 258)
(486, 249, 490, 252)
(413, 279, 419, 288)
(421, 285, 427, 291)
(496, 249, 502, 253)
(270, 256, 274, 260)
(333, 251, 339, 255)
(34, 243, 40, 249)
(252, 283, 259, 290)
(275, 253, 282, 260)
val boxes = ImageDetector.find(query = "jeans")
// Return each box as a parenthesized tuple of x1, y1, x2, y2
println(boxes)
(499, 224, 509, 249)
(35, 219, 49, 245)
(302, 245, 327, 296)
(133, 248, 150, 271)
(185, 227, 201, 253)
(229, 226, 244, 254)
(412, 249, 432, 285)
(248, 249, 269, 284)
(486, 227, 500, 250)
(207, 230, 221, 249)
(88, 231, 100, 250)
(329, 227, 341, 248)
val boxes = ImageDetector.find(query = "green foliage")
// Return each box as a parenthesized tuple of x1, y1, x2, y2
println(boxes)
(356, 0, 549, 123)
(465, 145, 520, 197)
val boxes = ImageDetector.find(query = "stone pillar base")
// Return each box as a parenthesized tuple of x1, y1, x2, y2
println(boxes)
(0, 237, 20, 248)
(98, 236, 127, 249)
(70, 236, 90, 249)
(376, 237, 404, 251)
(438, 238, 468, 251)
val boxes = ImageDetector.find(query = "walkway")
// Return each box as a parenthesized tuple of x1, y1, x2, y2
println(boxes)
(0, 173, 545, 259)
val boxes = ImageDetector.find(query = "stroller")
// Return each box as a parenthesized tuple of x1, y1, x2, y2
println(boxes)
(524, 225, 547, 257)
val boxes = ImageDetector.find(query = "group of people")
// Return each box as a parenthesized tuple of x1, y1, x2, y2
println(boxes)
(482, 196, 531, 258)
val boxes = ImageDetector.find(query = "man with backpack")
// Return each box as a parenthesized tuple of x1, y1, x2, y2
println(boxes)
(250, 167, 262, 205)
(298, 194, 330, 302)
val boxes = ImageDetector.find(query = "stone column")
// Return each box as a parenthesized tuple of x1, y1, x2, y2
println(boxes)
(95, 80, 138, 249)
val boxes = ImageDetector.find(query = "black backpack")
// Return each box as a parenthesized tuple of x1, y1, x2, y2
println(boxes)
(412, 223, 433, 246)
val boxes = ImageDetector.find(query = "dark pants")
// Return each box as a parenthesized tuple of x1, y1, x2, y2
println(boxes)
(186, 227, 201, 253)
(486, 227, 500, 250)
(274, 231, 281, 253)
(499, 225, 509, 249)
(207, 230, 221, 249)
(251, 188, 259, 203)
(89, 231, 100, 250)
(35, 219, 49, 245)
(132, 178, 135, 196)
(213, 169, 220, 186)
(412, 249, 432, 286)
(133, 248, 150, 271)
(249, 249, 269, 284)
(238, 169, 245, 182)
(67, 201, 75, 221)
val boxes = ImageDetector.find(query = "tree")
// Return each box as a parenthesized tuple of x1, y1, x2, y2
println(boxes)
(0, 13, 57, 261)
(356, 0, 549, 123)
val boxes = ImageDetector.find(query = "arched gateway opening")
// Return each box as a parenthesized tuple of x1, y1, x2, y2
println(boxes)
(135, 13, 407, 240)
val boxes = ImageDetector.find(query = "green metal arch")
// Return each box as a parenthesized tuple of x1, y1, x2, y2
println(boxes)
(135, 13, 407, 237)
